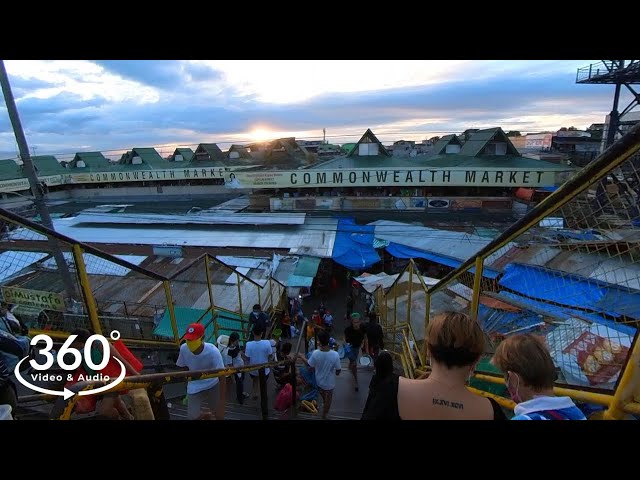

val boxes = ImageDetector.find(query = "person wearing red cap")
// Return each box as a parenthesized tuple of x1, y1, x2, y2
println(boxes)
(176, 323, 226, 420)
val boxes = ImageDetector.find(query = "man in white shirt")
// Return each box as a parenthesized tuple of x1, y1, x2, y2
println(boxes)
(176, 323, 226, 420)
(243, 326, 273, 400)
(299, 331, 341, 419)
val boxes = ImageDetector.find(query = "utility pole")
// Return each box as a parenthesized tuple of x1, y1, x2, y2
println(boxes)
(0, 60, 77, 303)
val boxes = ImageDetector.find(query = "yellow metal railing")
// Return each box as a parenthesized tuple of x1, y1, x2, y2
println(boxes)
(377, 123, 640, 419)
(0, 207, 287, 351)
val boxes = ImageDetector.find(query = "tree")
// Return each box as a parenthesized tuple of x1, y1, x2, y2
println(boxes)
(429, 136, 440, 143)
(506, 131, 522, 137)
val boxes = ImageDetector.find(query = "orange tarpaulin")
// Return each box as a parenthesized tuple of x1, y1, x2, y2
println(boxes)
(479, 295, 521, 311)
(515, 188, 534, 201)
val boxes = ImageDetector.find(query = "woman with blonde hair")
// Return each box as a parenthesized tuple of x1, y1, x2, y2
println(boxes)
(492, 333, 586, 420)
(397, 311, 506, 420)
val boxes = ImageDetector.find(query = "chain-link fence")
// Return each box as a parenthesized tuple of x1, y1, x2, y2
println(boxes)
(378, 125, 640, 417)
(0, 212, 86, 337)
(471, 151, 640, 394)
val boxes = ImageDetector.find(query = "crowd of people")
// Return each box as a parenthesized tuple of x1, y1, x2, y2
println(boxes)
(0, 292, 590, 421)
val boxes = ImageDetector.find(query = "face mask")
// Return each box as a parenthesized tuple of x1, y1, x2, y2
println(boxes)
(506, 372, 522, 403)
(186, 338, 203, 353)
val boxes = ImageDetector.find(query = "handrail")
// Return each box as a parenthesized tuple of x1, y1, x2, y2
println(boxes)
(49, 359, 292, 420)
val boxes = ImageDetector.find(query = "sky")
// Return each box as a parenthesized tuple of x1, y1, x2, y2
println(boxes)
(0, 60, 628, 161)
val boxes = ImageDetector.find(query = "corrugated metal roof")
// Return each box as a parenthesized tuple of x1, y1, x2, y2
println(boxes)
(69, 212, 307, 226)
(459, 127, 520, 157)
(293, 256, 321, 277)
(348, 129, 390, 157)
(370, 220, 514, 266)
(32, 155, 66, 175)
(0, 160, 22, 180)
(172, 148, 194, 162)
(12, 216, 338, 258)
(71, 152, 111, 171)
(430, 134, 460, 155)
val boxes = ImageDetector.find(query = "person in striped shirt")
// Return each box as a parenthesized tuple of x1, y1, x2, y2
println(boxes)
(492, 334, 587, 420)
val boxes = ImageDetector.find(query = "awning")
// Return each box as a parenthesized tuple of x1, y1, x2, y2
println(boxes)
(332, 218, 381, 270)
(385, 242, 500, 279)
(286, 256, 321, 287)
(293, 256, 321, 277)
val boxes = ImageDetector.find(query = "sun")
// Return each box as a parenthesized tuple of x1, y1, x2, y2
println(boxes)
(249, 128, 273, 142)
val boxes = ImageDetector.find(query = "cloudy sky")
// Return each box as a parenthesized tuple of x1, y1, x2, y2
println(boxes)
(0, 60, 626, 161)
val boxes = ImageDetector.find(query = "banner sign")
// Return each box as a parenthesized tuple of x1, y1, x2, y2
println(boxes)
(2, 286, 66, 311)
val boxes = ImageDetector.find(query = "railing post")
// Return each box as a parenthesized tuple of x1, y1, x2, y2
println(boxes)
(163, 280, 180, 345)
(259, 368, 268, 420)
(603, 335, 640, 420)
(470, 256, 484, 320)
(393, 282, 398, 344)
(407, 260, 413, 329)
(72, 244, 102, 335)
(236, 271, 243, 318)
(257, 281, 262, 310)
(204, 254, 215, 312)
(290, 359, 297, 418)
(423, 292, 431, 366)
(268, 277, 274, 311)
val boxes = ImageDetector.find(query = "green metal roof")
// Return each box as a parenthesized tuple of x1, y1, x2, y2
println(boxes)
(0, 159, 22, 180)
(119, 148, 166, 167)
(153, 306, 215, 341)
(195, 143, 225, 162)
(293, 256, 321, 277)
(348, 128, 391, 157)
(431, 134, 461, 155)
(341, 143, 357, 155)
(171, 148, 194, 162)
(459, 127, 519, 157)
(70, 152, 112, 171)
(31, 155, 67, 175)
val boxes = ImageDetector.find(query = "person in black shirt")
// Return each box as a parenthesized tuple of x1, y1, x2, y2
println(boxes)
(274, 342, 294, 388)
(364, 314, 384, 362)
(361, 351, 400, 420)
(225, 332, 248, 404)
(248, 304, 269, 341)
(343, 313, 367, 392)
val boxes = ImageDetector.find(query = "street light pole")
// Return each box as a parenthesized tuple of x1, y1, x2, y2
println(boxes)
(0, 60, 77, 302)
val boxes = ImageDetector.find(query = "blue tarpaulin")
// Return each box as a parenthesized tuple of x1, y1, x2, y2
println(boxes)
(496, 291, 637, 336)
(477, 304, 546, 335)
(385, 242, 500, 279)
(332, 218, 381, 270)
(555, 230, 600, 241)
(499, 263, 640, 320)
(541, 186, 558, 192)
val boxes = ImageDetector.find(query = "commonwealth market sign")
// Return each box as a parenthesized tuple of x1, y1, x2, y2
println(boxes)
(224, 168, 558, 189)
